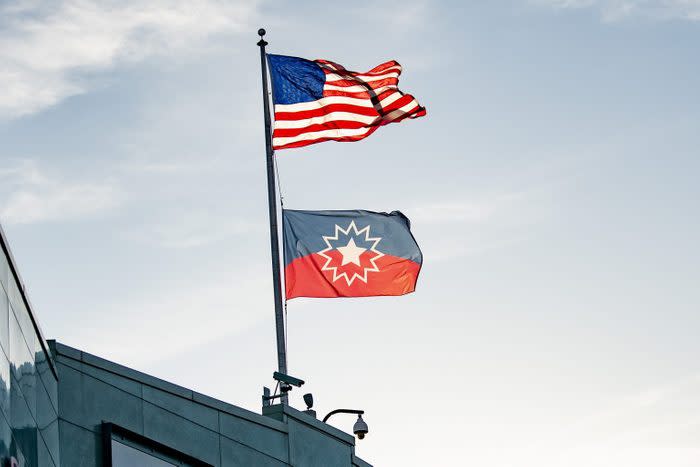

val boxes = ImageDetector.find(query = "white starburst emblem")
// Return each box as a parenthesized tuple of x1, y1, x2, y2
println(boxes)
(317, 221, 384, 285)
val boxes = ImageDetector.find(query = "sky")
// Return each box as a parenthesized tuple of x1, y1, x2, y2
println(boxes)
(1, 0, 699, 465)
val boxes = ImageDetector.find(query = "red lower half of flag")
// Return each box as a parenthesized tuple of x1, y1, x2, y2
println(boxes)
(284, 253, 421, 299)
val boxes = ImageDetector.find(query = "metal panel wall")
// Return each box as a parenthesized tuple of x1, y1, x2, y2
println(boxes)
(53, 342, 371, 467)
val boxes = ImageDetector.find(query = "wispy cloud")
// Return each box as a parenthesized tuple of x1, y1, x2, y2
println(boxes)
(521, 374, 700, 466)
(533, 0, 700, 22)
(351, 0, 432, 28)
(62, 265, 271, 366)
(0, 159, 123, 224)
(410, 189, 547, 261)
(411, 192, 528, 225)
(124, 211, 265, 249)
(0, 0, 259, 118)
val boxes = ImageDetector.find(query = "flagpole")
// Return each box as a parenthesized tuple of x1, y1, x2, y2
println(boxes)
(257, 28, 288, 404)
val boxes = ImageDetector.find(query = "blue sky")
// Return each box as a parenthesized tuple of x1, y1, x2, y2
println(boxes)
(1, 1, 699, 465)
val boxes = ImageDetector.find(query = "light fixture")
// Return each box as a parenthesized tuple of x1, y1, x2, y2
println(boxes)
(323, 409, 369, 440)
(303, 393, 314, 409)
(352, 414, 368, 439)
(302, 393, 316, 418)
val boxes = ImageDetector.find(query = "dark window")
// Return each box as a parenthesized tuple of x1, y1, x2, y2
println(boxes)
(104, 423, 212, 467)
(111, 439, 177, 467)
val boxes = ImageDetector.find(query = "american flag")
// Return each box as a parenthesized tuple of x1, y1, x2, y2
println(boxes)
(267, 54, 426, 150)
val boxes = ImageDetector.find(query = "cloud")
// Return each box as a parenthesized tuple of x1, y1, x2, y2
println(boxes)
(351, 0, 432, 28)
(534, 0, 700, 21)
(411, 192, 528, 225)
(409, 190, 544, 261)
(61, 265, 272, 366)
(0, 0, 259, 118)
(0, 159, 123, 224)
(123, 211, 265, 249)
(521, 374, 700, 467)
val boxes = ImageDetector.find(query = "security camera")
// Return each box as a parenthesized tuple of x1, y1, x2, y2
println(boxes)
(303, 393, 314, 409)
(353, 415, 368, 440)
(273, 372, 305, 388)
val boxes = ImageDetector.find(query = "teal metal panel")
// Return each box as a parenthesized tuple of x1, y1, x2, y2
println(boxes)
(80, 351, 192, 399)
(10, 373, 36, 466)
(59, 419, 101, 467)
(37, 377, 59, 464)
(8, 311, 33, 393)
(17, 359, 37, 427)
(5, 279, 23, 324)
(142, 386, 218, 432)
(41, 418, 60, 467)
(41, 366, 58, 416)
(287, 418, 353, 467)
(263, 404, 355, 445)
(219, 411, 288, 463)
(0, 413, 11, 462)
(56, 360, 83, 426)
(0, 246, 8, 293)
(77, 360, 141, 398)
(51, 341, 81, 361)
(0, 291, 8, 359)
(12, 302, 36, 379)
(38, 433, 57, 467)
(0, 347, 10, 421)
(143, 401, 221, 466)
(219, 435, 289, 467)
(193, 392, 287, 433)
(75, 361, 143, 398)
(36, 337, 58, 414)
(61, 359, 146, 435)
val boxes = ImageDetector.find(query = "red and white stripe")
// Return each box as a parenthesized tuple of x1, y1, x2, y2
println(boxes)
(272, 59, 426, 150)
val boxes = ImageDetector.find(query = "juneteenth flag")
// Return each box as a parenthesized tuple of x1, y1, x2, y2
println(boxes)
(267, 54, 426, 150)
(283, 209, 422, 299)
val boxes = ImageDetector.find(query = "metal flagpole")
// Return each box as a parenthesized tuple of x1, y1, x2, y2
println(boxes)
(257, 28, 288, 404)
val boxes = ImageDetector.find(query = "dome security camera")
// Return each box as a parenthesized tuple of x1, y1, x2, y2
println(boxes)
(353, 415, 368, 440)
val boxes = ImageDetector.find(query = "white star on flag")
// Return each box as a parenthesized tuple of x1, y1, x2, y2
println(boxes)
(317, 221, 384, 285)
(336, 238, 366, 266)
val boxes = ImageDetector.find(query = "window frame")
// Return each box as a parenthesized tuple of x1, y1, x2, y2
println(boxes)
(102, 422, 213, 467)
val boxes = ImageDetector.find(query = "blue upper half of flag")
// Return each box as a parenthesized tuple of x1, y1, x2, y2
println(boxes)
(268, 54, 325, 105)
(283, 209, 422, 266)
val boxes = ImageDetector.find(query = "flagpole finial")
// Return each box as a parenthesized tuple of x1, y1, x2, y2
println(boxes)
(257, 28, 268, 47)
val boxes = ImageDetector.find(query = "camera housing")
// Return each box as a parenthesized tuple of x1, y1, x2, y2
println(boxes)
(273, 371, 305, 388)
(303, 393, 314, 409)
(353, 415, 369, 440)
